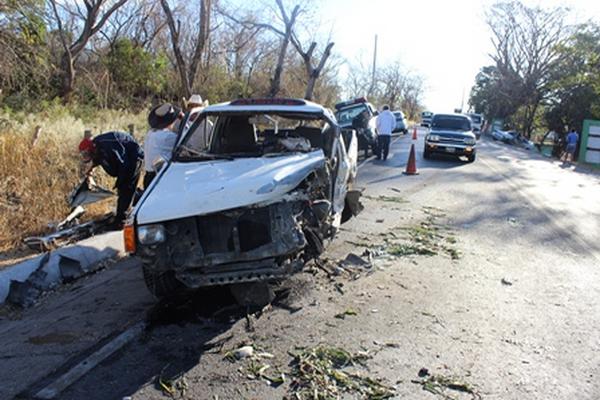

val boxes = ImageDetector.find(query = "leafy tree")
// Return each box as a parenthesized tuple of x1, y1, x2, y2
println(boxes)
(544, 23, 600, 134)
(474, 1, 570, 136)
(106, 38, 168, 106)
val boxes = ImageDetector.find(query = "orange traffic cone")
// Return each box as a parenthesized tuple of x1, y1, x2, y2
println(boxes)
(404, 143, 419, 175)
(412, 126, 418, 140)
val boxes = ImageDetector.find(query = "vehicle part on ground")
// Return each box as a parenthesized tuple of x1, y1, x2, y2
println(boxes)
(24, 213, 114, 252)
(68, 179, 114, 208)
(130, 98, 362, 298)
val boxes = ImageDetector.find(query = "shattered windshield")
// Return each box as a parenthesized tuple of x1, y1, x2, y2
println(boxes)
(431, 115, 472, 131)
(335, 104, 369, 126)
(175, 113, 330, 160)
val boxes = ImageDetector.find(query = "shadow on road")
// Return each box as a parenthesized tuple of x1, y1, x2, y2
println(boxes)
(55, 281, 300, 400)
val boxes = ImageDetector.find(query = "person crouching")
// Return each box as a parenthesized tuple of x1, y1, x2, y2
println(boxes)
(79, 131, 144, 229)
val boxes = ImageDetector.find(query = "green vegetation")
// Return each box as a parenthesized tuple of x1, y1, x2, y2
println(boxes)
(289, 346, 395, 399)
(470, 2, 600, 138)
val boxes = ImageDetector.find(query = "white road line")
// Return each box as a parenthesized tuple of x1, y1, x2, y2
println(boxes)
(34, 322, 145, 399)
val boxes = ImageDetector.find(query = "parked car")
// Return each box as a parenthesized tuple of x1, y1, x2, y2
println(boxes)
(492, 129, 535, 150)
(421, 111, 433, 127)
(125, 98, 362, 298)
(423, 113, 476, 162)
(491, 128, 514, 143)
(393, 111, 409, 134)
(467, 113, 483, 139)
(335, 97, 378, 157)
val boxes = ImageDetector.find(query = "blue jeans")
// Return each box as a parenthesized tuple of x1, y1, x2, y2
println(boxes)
(378, 135, 391, 160)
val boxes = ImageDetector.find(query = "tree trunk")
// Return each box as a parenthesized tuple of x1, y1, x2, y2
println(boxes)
(269, 32, 290, 98)
(60, 52, 75, 102)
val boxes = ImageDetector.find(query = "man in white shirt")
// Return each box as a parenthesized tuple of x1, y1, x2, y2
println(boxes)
(376, 105, 395, 160)
(143, 103, 181, 189)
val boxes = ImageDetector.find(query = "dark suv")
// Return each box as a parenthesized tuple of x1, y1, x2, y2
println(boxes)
(335, 97, 378, 157)
(423, 114, 477, 162)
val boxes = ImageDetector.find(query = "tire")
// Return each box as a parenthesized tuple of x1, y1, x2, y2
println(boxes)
(142, 264, 184, 299)
(423, 148, 431, 159)
(467, 154, 476, 163)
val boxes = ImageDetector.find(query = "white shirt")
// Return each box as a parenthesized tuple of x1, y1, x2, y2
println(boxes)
(376, 110, 396, 136)
(144, 128, 177, 172)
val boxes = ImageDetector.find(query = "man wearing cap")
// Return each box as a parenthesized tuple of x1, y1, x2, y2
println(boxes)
(143, 103, 182, 189)
(79, 132, 143, 228)
(182, 94, 213, 151)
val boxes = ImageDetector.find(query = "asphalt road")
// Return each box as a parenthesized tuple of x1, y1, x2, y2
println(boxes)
(1, 129, 599, 400)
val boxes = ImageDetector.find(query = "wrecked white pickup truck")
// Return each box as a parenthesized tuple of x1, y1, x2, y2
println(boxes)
(124, 98, 361, 298)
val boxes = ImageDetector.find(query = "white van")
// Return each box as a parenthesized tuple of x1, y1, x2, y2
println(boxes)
(468, 113, 483, 139)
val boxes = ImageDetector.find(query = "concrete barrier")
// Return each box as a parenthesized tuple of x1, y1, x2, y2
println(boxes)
(0, 231, 125, 306)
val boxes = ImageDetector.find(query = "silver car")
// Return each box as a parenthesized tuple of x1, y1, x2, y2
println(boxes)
(393, 111, 408, 134)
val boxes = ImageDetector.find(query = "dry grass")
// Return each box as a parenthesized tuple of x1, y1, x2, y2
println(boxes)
(0, 108, 147, 254)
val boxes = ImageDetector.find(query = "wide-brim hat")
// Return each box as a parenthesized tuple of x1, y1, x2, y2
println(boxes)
(148, 103, 181, 129)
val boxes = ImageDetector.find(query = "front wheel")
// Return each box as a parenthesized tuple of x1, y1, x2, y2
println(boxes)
(142, 264, 184, 299)
(423, 148, 431, 159)
(467, 154, 476, 163)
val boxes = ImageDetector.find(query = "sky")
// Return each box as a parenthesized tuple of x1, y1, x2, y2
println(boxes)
(311, 0, 600, 113)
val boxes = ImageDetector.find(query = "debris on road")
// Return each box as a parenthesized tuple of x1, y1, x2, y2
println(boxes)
(233, 345, 254, 360)
(334, 309, 358, 319)
(157, 364, 189, 398)
(364, 194, 409, 204)
(411, 369, 481, 399)
(246, 360, 286, 386)
(23, 212, 114, 252)
(340, 253, 372, 270)
(501, 278, 513, 286)
(288, 345, 395, 399)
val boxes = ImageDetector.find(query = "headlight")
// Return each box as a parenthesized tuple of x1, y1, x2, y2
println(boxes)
(463, 138, 476, 145)
(428, 134, 440, 142)
(137, 224, 166, 245)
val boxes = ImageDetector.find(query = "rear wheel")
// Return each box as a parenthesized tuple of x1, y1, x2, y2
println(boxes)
(142, 264, 184, 299)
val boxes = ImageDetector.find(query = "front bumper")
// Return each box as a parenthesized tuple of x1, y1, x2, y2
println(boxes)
(425, 142, 476, 156)
(136, 201, 307, 287)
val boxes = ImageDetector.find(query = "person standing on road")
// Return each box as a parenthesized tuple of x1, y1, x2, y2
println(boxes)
(375, 105, 395, 161)
(78, 131, 144, 228)
(143, 103, 182, 189)
(563, 128, 580, 163)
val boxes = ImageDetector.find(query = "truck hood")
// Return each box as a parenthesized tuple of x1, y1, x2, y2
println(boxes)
(135, 150, 326, 224)
(430, 129, 475, 139)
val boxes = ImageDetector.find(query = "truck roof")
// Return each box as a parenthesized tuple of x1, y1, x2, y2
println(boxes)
(205, 98, 331, 116)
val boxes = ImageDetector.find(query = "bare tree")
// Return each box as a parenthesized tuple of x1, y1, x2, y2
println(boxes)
(290, 38, 334, 101)
(486, 1, 569, 135)
(262, 0, 301, 97)
(378, 61, 407, 110)
(99, 0, 166, 50)
(160, 0, 211, 99)
(48, 0, 129, 101)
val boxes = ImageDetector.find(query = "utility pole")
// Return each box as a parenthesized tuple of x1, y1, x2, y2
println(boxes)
(368, 34, 378, 97)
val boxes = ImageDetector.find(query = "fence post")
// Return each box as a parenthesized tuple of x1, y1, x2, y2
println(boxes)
(31, 126, 42, 146)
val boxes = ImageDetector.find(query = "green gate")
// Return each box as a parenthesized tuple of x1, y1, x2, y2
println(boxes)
(581, 119, 600, 165)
